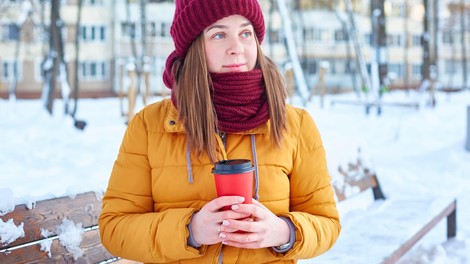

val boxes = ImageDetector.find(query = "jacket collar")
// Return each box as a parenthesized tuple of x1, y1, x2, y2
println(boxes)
(164, 101, 185, 133)
(163, 100, 269, 134)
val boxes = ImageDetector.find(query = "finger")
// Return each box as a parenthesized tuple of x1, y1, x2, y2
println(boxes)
(251, 199, 269, 210)
(220, 210, 251, 221)
(220, 226, 239, 233)
(219, 231, 259, 245)
(206, 196, 245, 212)
(221, 219, 261, 234)
(219, 219, 252, 233)
(231, 203, 264, 220)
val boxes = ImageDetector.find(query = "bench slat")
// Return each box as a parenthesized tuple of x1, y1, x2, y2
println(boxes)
(0, 191, 102, 250)
(303, 197, 456, 264)
(0, 228, 114, 264)
(334, 167, 385, 202)
(382, 199, 457, 264)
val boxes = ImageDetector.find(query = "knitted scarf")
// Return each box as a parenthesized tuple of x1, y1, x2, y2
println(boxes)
(210, 69, 269, 133)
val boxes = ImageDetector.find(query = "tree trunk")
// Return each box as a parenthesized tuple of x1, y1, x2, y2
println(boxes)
(44, 0, 61, 114)
(71, 0, 83, 118)
(460, 0, 468, 90)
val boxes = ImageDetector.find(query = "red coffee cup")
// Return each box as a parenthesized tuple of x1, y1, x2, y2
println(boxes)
(212, 159, 254, 210)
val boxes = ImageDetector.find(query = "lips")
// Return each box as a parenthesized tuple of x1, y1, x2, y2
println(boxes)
(223, 64, 246, 71)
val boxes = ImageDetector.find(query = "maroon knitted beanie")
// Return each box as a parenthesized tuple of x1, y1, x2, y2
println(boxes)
(163, 0, 265, 88)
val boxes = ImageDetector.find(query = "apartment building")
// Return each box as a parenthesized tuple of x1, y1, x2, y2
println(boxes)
(0, 0, 468, 99)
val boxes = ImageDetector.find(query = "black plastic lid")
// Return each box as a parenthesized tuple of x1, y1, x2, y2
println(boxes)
(212, 159, 254, 174)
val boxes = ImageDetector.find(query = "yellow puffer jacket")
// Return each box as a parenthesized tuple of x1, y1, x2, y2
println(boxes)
(99, 99, 340, 264)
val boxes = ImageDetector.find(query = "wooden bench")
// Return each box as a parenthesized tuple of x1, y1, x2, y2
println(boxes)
(300, 157, 457, 264)
(0, 191, 139, 264)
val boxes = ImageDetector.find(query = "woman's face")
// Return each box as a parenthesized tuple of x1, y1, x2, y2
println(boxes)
(203, 15, 258, 73)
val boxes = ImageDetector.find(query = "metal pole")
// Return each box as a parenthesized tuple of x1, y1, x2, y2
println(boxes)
(466, 105, 470, 151)
(276, 0, 309, 104)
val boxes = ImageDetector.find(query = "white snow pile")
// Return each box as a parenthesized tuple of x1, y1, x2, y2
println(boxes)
(57, 218, 84, 260)
(0, 219, 24, 245)
(39, 219, 86, 260)
(40, 228, 54, 257)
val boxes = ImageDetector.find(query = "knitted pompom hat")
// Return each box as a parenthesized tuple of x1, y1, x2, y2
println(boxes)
(163, 0, 265, 88)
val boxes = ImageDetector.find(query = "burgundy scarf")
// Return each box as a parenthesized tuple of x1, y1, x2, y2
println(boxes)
(210, 69, 269, 133)
(170, 69, 269, 133)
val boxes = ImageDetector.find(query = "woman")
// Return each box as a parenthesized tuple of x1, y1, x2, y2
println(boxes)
(99, 0, 340, 263)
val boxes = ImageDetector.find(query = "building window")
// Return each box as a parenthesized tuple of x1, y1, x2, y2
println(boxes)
(81, 25, 106, 42)
(334, 29, 347, 43)
(388, 63, 403, 77)
(389, 3, 405, 17)
(345, 60, 355, 74)
(302, 60, 317, 75)
(412, 64, 422, 79)
(147, 22, 156, 37)
(364, 33, 373, 45)
(158, 22, 170, 38)
(303, 28, 314, 42)
(1, 61, 22, 82)
(1, 24, 19, 41)
(442, 32, 453, 44)
(387, 34, 402, 47)
(412, 35, 421, 46)
(328, 60, 338, 75)
(121, 22, 136, 38)
(268, 29, 280, 43)
(85, 0, 103, 5)
(79, 61, 108, 80)
(305, 28, 329, 43)
(445, 60, 459, 74)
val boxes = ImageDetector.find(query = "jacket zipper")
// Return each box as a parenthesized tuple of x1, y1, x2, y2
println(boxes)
(218, 131, 227, 149)
(217, 131, 226, 263)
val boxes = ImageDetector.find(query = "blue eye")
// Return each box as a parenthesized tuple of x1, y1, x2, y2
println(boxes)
(213, 33, 224, 40)
(241, 31, 252, 38)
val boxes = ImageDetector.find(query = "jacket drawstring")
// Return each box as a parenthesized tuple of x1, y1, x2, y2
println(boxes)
(250, 134, 260, 200)
(186, 144, 194, 183)
(218, 249, 223, 264)
(186, 135, 259, 195)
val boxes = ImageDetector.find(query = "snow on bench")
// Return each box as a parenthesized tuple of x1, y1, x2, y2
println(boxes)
(299, 157, 457, 264)
(0, 191, 138, 263)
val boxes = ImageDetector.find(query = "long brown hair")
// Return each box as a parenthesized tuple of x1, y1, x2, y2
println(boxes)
(172, 35, 287, 163)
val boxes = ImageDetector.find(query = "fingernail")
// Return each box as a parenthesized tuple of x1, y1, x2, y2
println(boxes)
(231, 204, 239, 210)
(238, 197, 245, 202)
(219, 233, 226, 238)
(222, 220, 230, 226)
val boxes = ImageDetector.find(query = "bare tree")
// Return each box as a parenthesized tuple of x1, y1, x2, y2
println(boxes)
(70, 0, 86, 130)
(123, 0, 148, 122)
(10, 0, 37, 103)
(41, 0, 71, 115)
(333, 0, 359, 96)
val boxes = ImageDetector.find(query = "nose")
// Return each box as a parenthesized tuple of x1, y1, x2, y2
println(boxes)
(227, 38, 244, 55)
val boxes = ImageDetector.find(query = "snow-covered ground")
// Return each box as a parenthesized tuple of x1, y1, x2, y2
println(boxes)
(1, 90, 469, 263)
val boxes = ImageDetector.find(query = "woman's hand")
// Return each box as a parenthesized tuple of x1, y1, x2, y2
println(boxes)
(218, 199, 291, 249)
(189, 196, 250, 245)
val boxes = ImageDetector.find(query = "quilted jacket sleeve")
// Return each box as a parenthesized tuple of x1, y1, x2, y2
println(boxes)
(278, 109, 341, 259)
(98, 111, 206, 263)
